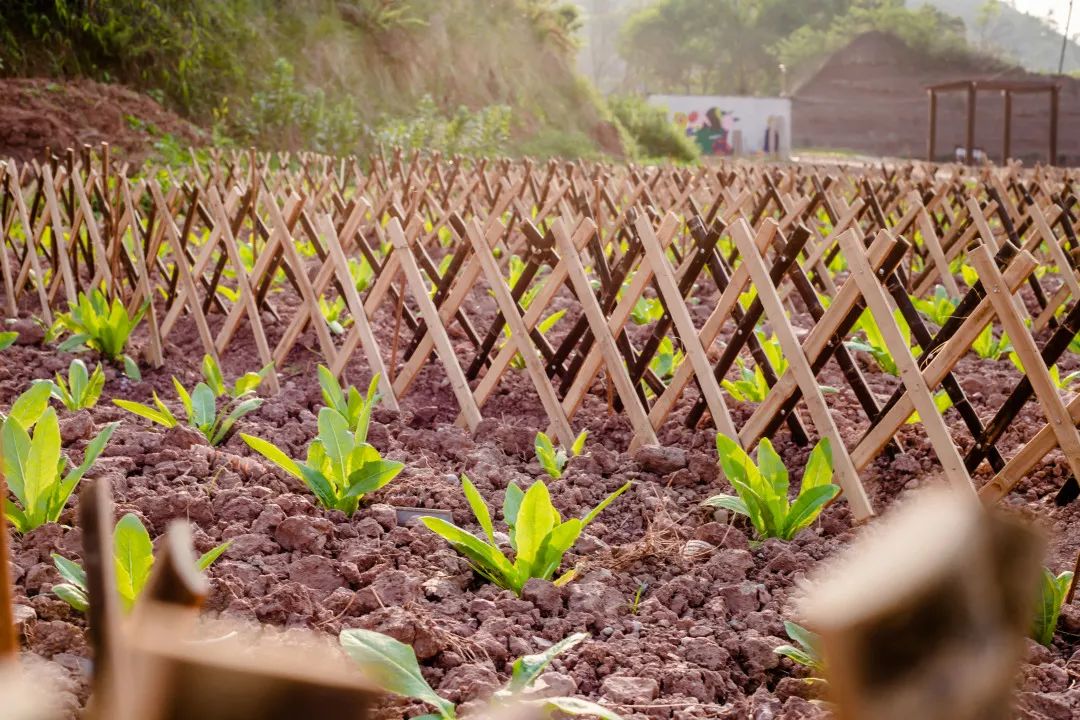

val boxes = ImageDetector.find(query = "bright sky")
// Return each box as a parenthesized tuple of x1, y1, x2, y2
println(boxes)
(1011, 0, 1072, 32)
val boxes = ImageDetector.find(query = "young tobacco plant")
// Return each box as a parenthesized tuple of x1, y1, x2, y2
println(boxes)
(649, 337, 684, 382)
(0, 330, 16, 350)
(242, 408, 403, 516)
(846, 308, 915, 376)
(1031, 567, 1075, 647)
(317, 366, 380, 437)
(1008, 353, 1080, 392)
(38, 359, 106, 411)
(52, 287, 146, 378)
(971, 325, 1011, 361)
(114, 355, 266, 447)
(51, 512, 230, 613)
(722, 332, 787, 403)
(911, 286, 958, 328)
(705, 435, 839, 541)
(2, 400, 117, 533)
(340, 628, 622, 720)
(774, 620, 825, 674)
(534, 430, 587, 479)
(421, 475, 630, 596)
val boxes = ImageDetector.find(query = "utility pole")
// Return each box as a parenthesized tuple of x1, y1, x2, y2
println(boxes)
(1062, 0, 1075, 75)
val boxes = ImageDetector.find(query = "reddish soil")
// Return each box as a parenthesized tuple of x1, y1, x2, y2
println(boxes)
(0, 78, 205, 165)
(1, 274, 1079, 719)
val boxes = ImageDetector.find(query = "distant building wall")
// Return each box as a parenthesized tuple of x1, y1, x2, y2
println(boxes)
(649, 95, 792, 158)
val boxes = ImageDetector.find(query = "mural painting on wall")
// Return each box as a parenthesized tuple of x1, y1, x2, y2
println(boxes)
(675, 107, 737, 156)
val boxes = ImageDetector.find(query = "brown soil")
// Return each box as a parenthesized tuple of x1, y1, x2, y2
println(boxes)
(1, 277, 1078, 719)
(0, 78, 205, 165)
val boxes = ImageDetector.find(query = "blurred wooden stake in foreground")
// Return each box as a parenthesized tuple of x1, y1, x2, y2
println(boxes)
(77, 479, 381, 720)
(799, 486, 1043, 720)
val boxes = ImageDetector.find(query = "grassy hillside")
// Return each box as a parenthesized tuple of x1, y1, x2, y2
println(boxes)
(0, 0, 627, 158)
(907, 0, 1080, 73)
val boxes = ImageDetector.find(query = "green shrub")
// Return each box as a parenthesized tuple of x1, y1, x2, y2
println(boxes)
(608, 95, 699, 163)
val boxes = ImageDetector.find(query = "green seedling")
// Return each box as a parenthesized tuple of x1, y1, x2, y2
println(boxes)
(421, 474, 630, 595)
(340, 629, 623, 720)
(722, 331, 787, 403)
(649, 337, 684, 382)
(0, 331, 16, 350)
(971, 325, 1012, 361)
(317, 366, 380, 438)
(534, 430, 587, 479)
(242, 407, 403, 516)
(51, 512, 229, 613)
(37, 359, 106, 411)
(630, 294, 664, 325)
(115, 378, 262, 447)
(846, 308, 916, 376)
(629, 582, 648, 615)
(508, 308, 566, 370)
(1008, 353, 1080, 391)
(2, 400, 116, 533)
(319, 295, 350, 335)
(51, 287, 146, 378)
(200, 354, 269, 400)
(774, 621, 825, 675)
(705, 435, 839, 541)
(912, 286, 958, 327)
(904, 390, 954, 425)
(1031, 567, 1074, 647)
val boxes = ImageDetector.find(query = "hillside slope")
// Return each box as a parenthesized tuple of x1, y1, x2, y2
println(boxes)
(0, 1, 623, 158)
(907, 0, 1080, 72)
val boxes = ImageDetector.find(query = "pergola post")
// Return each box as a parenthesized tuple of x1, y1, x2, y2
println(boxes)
(965, 82, 977, 166)
(928, 89, 937, 162)
(1002, 90, 1012, 164)
(1050, 85, 1060, 167)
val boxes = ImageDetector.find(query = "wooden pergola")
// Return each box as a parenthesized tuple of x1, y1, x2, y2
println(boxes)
(927, 79, 1060, 166)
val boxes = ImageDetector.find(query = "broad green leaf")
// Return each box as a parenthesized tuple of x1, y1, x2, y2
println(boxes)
(241, 434, 302, 480)
(420, 517, 515, 586)
(800, 439, 833, 492)
(51, 553, 87, 589)
(538, 697, 624, 720)
(113, 513, 154, 611)
(2, 418, 31, 505)
(462, 474, 496, 545)
(508, 632, 588, 691)
(340, 629, 456, 719)
(783, 484, 841, 539)
(503, 483, 525, 528)
(570, 430, 588, 457)
(202, 355, 226, 397)
(0, 331, 17, 349)
(344, 458, 404, 499)
(756, 438, 789, 499)
(24, 409, 62, 514)
(52, 584, 89, 612)
(114, 397, 176, 427)
(191, 383, 217, 430)
(8, 382, 52, 430)
(703, 493, 750, 518)
(514, 481, 557, 567)
(319, 407, 355, 484)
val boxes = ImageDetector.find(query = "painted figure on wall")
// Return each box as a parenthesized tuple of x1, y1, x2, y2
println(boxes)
(674, 107, 738, 155)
